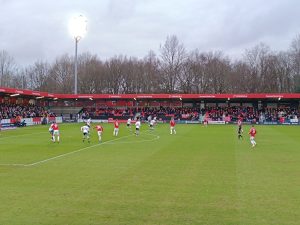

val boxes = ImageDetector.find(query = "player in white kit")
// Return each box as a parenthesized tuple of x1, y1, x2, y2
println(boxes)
(81, 125, 90, 143)
(135, 118, 141, 136)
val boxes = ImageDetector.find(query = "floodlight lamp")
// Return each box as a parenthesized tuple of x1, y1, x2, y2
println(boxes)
(69, 15, 87, 40)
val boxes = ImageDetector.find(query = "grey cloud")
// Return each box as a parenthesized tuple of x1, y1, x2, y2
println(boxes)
(0, 0, 299, 66)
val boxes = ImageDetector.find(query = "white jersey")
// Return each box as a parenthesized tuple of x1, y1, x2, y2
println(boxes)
(127, 118, 131, 125)
(81, 125, 90, 134)
(86, 118, 91, 126)
(135, 121, 141, 129)
(150, 120, 155, 126)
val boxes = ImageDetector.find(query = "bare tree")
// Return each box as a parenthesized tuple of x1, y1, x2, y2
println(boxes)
(159, 35, 186, 93)
(178, 55, 196, 93)
(3, 33, 300, 94)
(204, 51, 231, 93)
(77, 52, 105, 94)
(187, 50, 210, 93)
(105, 56, 124, 94)
(243, 43, 271, 92)
(141, 50, 161, 93)
(265, 52, 293, 92)
(119, 57, 138, 94)
(25, 61, 50, 91)
(49, 54, 73, 93)
(229, 60, 252, 93)
(0, 50, 18, 87)
(290, 35, 300, 92)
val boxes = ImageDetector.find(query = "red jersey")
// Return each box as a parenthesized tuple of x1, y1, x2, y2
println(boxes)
(249, 127, 257, 137)
(51, 123, 59, 130)
(95, 125, 104, 132)
(114, 121, 119, 128)
(170, 120, 176, 127)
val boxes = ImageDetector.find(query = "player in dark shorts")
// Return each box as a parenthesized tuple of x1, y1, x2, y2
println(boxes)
(238, 125, 243, 140)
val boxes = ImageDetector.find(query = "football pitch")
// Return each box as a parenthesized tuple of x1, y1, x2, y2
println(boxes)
(0, 123, 300, 225)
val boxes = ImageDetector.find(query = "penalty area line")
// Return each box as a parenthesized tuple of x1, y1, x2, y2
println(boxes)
(0, 130, 155, 167)
(25, 133, 138, 167)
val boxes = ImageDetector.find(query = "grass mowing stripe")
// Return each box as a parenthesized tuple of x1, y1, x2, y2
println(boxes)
(0, 131, 48, 139)
(104, 132, 160, 145)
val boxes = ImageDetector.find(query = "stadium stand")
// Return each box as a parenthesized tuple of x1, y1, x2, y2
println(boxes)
(0, 87, 299, 125)
(0, 103, 55, 119)
(79, 105, 299, 124)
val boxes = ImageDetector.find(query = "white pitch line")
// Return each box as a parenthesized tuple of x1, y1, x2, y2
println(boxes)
(1, 136, 131, 167)
(0, 163, 27, 166)
(0, 130, 159, 167)
(25, 133, 139, 167)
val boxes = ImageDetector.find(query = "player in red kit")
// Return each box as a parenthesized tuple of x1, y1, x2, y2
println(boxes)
(203, 118, 208, 127)
(170, 118, 176, 135)
(113, 119, 119, 136)
(50, 121, 60, 143)
(95, 124, 104, 142)
(248, 125, 257, 148)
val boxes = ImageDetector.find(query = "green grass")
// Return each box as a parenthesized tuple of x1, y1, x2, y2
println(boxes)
(0, 123, 300, 225)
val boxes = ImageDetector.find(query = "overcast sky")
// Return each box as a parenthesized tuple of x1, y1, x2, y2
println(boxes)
(0, 0, 299, 66)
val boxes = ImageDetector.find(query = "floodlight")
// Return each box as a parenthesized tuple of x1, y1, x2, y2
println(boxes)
(69, 15, 87, 40)
(69, 14, 88, 94)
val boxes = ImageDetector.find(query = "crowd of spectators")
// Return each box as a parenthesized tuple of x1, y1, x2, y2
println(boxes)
(0, 103, 55, 119)
(140, 107, 201, 121)
(205, 106, 299, 122)
(259, 107, 299, 122)
(81, 105, 299, 123)
(2, 102, 298, 123)
(200, 106, 299, 122)
(81, 108, 134, 119)
(205, 106, 258, 122)
(81, 106, 202, 121)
